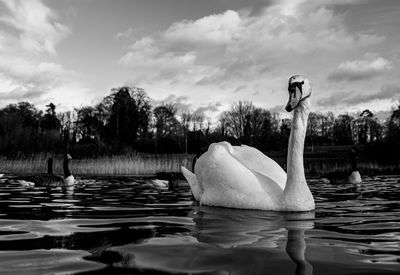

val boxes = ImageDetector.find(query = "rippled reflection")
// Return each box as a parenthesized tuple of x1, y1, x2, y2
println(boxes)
(0, 175, 399, 274)
(109, 207, 315, 274)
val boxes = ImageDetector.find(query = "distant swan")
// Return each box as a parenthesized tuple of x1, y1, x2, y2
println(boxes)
(322, 148, 362, 185)
(348, 148, 362, 184)
(16, 154, 75, 187)
(182, 75, 315, 211)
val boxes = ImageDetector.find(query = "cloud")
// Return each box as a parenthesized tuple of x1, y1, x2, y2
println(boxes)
(114, 27, 138, 40)
(0, 58, 73, 86)
(151, 94, 192, 113)
(374, 109, 393, 121)
(268, 104, 286, 114)
(355, 84, 400, 104)
(0, 0, 70, 55)
(0, 88, 46, 100)
(194, 102, 223, 115)
(151, 93, 223, 118)
(0, 56, 94, 110)
(117, 2, 386, 112)
(164, 10, 241, 46)
(317, 83, 400, 107)
(119, 37, 198, 80)
(0, 56, 74, 96)
(234, 85, 247, 93)
(0, 0, 93, 110)
(317, 90, 354, 107)
(327, 57, 392, 82)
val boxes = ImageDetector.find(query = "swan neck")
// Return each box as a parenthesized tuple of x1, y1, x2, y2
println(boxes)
(287, 100, 309, 183)
(283, 98, 312, 210)
(286, 229, 313, 275)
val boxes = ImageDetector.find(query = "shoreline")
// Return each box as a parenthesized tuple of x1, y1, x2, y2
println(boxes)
(1, 152, 399, 177)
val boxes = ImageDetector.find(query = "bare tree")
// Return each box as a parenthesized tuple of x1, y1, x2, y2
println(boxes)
(180, 111, 192, 153)
(224, 101, 255, 138)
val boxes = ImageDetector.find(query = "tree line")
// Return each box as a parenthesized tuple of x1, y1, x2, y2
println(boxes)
(0, 86, 399, 161)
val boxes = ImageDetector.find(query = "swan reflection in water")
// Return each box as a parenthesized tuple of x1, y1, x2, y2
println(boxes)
(108, 207, 315, 275)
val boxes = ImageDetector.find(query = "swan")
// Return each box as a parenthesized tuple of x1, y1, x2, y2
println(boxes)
(15, 154, 75, 187)
(348, 148, 362, 184)
(321, 171, 362, 185)
(181, 75, 315, 211)
(322, 148, 362, 185)
(348, 171, 361, 184)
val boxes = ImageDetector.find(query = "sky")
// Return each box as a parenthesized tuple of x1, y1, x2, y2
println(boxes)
(0, 0, 399, 121)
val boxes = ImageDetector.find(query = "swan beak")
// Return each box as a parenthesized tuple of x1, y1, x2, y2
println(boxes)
(285, 102, 293, 112)
(285, 87, 301, 112)
(285, 82, 304, 112)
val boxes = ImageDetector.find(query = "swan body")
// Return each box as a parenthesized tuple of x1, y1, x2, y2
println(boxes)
(182, 142, 287, 210)
(348, 171, 361, 184)
(182, 75, 315, 211)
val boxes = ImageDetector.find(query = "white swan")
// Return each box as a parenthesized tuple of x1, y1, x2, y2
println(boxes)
(181, 75, 315, 211)
(322, 148, 362, 185)
(348, 148, 362, 184)
(348, 171, 361, 184)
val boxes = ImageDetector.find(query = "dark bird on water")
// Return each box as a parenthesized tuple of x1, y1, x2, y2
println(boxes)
(13, 154, 75, 187)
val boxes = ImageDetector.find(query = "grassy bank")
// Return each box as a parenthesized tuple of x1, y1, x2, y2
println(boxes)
(1, 150, 398, 176)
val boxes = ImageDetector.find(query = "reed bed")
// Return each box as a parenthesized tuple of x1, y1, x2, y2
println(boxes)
(0, 153, 194, 176)
(0, 153, 398, 176)
(303, 159, 400, 176)
(262, 157, 398, 176)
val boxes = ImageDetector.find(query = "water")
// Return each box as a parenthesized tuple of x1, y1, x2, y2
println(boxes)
(0, 175, 399, 275)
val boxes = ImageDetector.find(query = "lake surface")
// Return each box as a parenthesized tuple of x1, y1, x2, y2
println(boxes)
(0, 175, 399, 275)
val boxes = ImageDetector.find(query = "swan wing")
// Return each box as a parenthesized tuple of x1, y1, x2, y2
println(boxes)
(195, 143, 282, 209)
(250, 170, 285, 197)
(230, 144, 287, 190)
(181, 166, 202, 201)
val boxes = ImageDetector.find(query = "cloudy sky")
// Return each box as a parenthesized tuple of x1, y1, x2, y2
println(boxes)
(0, 0, 399, 120)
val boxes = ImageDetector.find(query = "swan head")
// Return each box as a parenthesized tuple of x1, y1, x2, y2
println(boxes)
(285, 75, 311, 112)
(66, 153, 72, 160)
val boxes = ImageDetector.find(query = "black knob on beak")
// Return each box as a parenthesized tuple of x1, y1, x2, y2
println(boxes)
(285, 103, 293, 112)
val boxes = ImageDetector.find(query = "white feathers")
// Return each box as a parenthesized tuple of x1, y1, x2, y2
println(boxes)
(348, 171, 362, 184)
(181, 76, 315, 211)
(63, 175, 75, 186)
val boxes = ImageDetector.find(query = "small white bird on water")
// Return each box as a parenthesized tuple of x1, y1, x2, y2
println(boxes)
(182, 75, 315, 211)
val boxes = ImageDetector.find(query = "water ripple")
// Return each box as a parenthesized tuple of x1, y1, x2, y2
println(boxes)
(0, 175, 399, 274)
